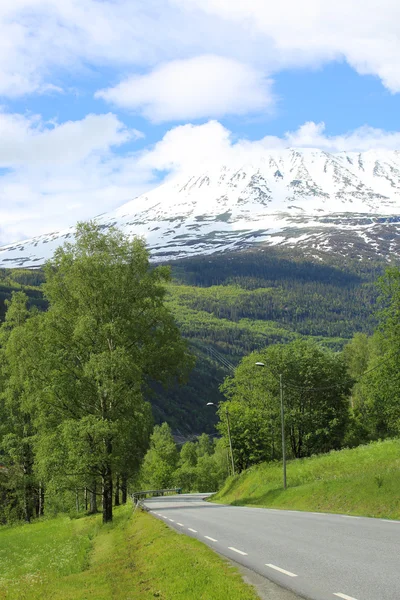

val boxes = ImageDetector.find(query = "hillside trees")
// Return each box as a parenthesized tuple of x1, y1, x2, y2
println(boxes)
(349, 268, 400, 439)
(140, 427, 229, 492)
(0, 292, 38, 523)
(139, 423, 179, 489)
(2, 223, 192, 523)
(219, 339, 352, 470)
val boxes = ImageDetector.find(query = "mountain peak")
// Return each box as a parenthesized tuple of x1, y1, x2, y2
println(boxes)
(2, 148, 400, 268)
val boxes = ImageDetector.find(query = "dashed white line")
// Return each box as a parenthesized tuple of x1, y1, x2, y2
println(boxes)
(156, 513, 162, 517)
(177, 523, 184, 526)
(334, 593, 358, 600)
(266, 564, 297, 577)
(168, 519, 174, 522)
(188, 528, 197, 533)
(228, 547, 248, 556)
(204, 536, 218, 542)
(340, 516, 360, 520)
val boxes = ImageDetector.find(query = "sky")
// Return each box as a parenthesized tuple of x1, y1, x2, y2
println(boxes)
(1, 0, 400, 245)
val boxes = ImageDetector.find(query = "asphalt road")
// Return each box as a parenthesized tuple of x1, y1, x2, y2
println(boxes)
(143, 494, 400, 600)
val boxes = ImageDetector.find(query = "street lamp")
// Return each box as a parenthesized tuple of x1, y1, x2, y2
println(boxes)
(207, 402, 235, 476)
(256, 363, 287, 490)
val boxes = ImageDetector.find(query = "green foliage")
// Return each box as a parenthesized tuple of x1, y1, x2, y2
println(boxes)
(194, 440, 229, 492)
(218, 339, 351, 471)
(158, 250, 384, 434)
(0, 248, 387, 439)
(0, 292, 39, 523)
(0, 223, 191, 524)
(0, 269, 46, 323)
(170, 249, 381, 339)
(139, 426, 229, 493)
(340, 268, 400, 444)
(140, 423, 179, 489)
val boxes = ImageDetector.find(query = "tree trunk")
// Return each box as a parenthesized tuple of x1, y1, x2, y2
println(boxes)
(102, 464, 113, 523)
(121, 474, 128, 504)
(89, 481, 98, 514)
(75, 489, 80, 513)
(23, 460, 32, 523)
(114, 475, 120, 506)
(24, 486, 32, 523)
(84, 487, 88, 511)
(38, 482, 44, 516)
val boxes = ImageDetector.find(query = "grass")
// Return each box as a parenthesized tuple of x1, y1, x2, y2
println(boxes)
(0, 505, 259, 600)
(211, 438, 400, 520)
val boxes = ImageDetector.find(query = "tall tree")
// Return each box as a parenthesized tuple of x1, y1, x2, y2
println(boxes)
(21, 222, 192, 523)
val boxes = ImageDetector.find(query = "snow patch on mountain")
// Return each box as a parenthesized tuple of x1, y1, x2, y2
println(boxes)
(1, 148, 400, 268)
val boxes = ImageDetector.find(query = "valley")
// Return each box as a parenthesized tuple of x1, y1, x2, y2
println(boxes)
(0, 246, 388, 435)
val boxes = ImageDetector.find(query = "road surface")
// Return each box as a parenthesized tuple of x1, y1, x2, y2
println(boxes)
(143, 494, 400, 600)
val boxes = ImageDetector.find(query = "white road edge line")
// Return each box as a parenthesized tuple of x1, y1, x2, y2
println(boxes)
(334, 593, 359, 600)
(204, 536, 218, 542)
(382, 519, 400, 523)
(341, 516, 360, 519)
(177, 523, 184, 526)
(188, 528, 197, 533)
(228, 547, 248, 556)
(168, 519, 174, 522)
(266, 564, 297, 577)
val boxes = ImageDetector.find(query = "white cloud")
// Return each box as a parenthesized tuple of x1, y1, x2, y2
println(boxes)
(0, 112, 140, 167)
(138, 120, 400, 175)
(0, 111, 148, 244)
(96, 55, 274, 122)
(285, 122, 400, 152)
(172, 0, 400, 92)
(0, 0, 252, 97)
(0, 0, 400, 100)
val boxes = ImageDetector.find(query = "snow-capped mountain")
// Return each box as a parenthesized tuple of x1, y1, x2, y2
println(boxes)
(2, 148, 400, 268)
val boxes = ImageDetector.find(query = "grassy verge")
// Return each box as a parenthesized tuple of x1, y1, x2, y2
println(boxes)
(0, 505, 259, 600)
(211, 439, 400, 519)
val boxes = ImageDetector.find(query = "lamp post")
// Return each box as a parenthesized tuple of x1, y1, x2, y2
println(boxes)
(255, 363, 287, 490)
(207, 402, 235, 476)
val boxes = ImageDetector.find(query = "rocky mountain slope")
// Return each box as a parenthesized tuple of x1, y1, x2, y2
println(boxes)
(2, 148, 400, 268)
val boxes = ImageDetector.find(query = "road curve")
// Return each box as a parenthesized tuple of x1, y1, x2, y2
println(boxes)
(143, 494, 400, 600)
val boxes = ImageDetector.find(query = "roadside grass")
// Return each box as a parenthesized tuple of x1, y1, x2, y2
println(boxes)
(0, 505, 259, 600)
(211, 438, 400, 519)
(0, 512, 100, 597)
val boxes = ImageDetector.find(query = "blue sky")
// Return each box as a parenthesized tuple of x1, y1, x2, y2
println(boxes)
(0, 0, 399, 244)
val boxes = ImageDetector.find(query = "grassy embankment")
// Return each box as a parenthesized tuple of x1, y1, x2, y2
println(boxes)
(212, 439, 400, 520)
(0, 504, 258, 600)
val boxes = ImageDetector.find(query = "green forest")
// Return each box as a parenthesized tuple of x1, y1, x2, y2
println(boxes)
(1, 228, 400, 527)
(0, 245, 393, 434)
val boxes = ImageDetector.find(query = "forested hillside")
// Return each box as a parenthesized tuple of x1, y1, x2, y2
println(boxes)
(139, 248, 389, 432)
(0, 248, 391, 434)
(0, 269, 47, 321)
